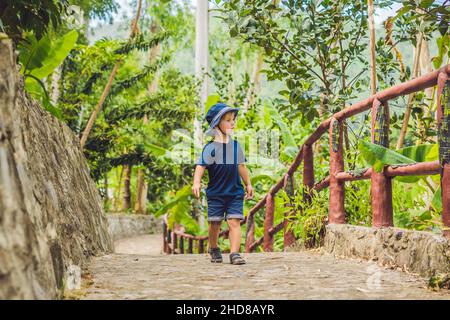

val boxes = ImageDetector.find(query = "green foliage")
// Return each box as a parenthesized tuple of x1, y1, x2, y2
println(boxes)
(107, 54, 171, 99)
(209, 46, 251, 107)
(263, 100, 298, 160)
(428, 273, 450, 291)
(218, 0, 380, 118)
(155, 185, 200, 234)
(114, 32, 170, 56)
(392, 181, 442, 232)
(281, 187, 328, 249)
(433, 35, 450, 69)
(205, 94, 221, 112)
(358, 141, 439, 183)
(395, 0, 449, 36)
(0, 0, 69, 42)
(18, 30, 79, 118)
(19, 30, 79, 79)
(70, 0, 118, 21)
(397, 144, 437, 162)
(358, 140, 415, 172)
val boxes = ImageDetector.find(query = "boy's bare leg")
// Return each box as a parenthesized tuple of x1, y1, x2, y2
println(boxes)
(208, 221, 221, 249)
(227, 218, 242, 253)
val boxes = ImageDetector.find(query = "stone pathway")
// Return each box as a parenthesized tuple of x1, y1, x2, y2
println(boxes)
(114, 234, 163, 255)
(82, 234, 450, 300)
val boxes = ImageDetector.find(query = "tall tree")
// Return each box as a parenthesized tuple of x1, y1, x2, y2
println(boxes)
(396, 32, 423, 149)
(220, 0, 374, 122)
(80, 0, 143, 147)
(135, 21, 161, 214)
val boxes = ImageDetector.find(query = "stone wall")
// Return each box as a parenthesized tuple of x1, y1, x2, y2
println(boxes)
(107, 214, 163, 241)
(0, 38, 113, 299)
(324, 224, 450, 277)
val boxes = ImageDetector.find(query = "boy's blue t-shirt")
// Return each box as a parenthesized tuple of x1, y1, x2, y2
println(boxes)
(196, 138, 246, 197)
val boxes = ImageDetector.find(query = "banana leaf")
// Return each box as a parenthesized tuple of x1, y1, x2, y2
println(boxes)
(19, 30, 78, 79)
(397, 144, 437, 162)
(431, 186, 442, 212)
(358, 140, 415, 173)
(143, 141, 168, 157)
(154, 185, 192, 217)
(358, 141, 438, 183)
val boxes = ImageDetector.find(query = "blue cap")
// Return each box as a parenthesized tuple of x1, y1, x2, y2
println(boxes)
(204, 103, 240, 136)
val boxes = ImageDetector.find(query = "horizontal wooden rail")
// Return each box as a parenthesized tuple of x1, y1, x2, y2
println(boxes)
(334, 161, 440, 182)
(385, 160, 440, 177)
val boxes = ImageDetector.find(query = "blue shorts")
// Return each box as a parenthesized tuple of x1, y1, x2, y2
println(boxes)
(207, 194, 244, 222)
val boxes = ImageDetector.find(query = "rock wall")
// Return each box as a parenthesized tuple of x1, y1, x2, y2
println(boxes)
(0, 38, 113, 299)
(107, 213, 163, 241)
(324, 224, 450, 277)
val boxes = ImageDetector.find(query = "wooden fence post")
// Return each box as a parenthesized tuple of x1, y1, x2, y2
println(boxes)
(173, 232, 178, 254)
(303, 144, 315, 202)
(371, 98, 393, 227)
(188, 238, 193, 254)
(198, 239, 204, 254)
(263, 193, 275, 252)
(437, 72, 450, 238)
(179, 236, 184, 254)
(329, 118, 346, 223)
(245, 214, 255, 253)
(163, 221, 168, 254)
(284, 174, 296, 249)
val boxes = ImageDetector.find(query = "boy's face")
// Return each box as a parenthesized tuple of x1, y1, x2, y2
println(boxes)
(217, 111, 236, 135)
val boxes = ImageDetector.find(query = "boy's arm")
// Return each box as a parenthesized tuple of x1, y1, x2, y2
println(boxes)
(192, 165, 206, 198)
(238, 164, 253, 199)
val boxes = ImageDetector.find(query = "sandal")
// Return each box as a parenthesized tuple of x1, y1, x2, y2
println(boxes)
(229, 252, 246, 265)
(209, 247, 223, 263)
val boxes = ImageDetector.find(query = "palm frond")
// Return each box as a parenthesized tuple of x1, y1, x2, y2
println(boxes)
(107, 54, 170, 99)
(114, 32, 169, 55)
(106, 93, 191, 125)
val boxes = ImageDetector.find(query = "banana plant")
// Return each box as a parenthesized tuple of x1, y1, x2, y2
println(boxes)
(358, 141, 438, 178)
(18, 30, 78, 117)
(358, 140, 442, 211)
(154, 185, 200, 234)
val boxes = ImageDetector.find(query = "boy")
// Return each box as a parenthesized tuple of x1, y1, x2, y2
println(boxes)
(192, 102, 253, 265)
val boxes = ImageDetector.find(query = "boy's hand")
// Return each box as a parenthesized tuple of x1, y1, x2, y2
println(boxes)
(245, 183, 254, 200)
(192, 182, 201, 198)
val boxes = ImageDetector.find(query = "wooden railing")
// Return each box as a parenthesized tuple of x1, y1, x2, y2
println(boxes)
(163, 64, 450, 254)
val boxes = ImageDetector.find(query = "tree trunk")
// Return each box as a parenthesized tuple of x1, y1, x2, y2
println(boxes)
(122, 164, 132, 211)
(134, 22, 161, 214)
(80, 62, 119, 147)
(420, 37, 434, 110)
(104, 172, 109, 209)
(79, 0, 143, 148)
(114, 165, 124, 212)
(396, 33, 423, 149)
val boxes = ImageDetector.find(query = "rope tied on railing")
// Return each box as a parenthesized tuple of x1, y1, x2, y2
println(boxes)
(438, 75, 450, 167)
